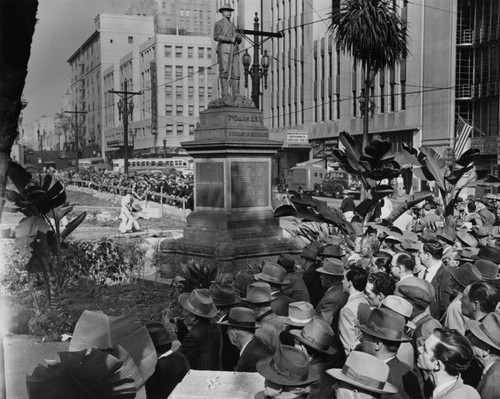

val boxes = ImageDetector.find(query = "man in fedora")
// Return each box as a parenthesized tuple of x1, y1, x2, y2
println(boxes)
(177, 288, 222, 370)
(256, 345, 319, 398)
(475, 197, 496, 227)
(417, 328, 480, 399)
(474, 257, 500, 280)
(219, 307, 273, 372)
(213, 3, 242, 97)
(277, 253, 311, 302)
(243, 282, 285, 352)
(315, 258, 348, 329)
(327, 351, 398, 399)
(278, 301, 315, 346)
(145, 322, 190, 399)
(443, 262, 482, 334)
(254, 262, 294, 316)
(360, 308, 423, 399)
(291, 318, 341, 398)
(300, 246, 325, 307)
(468, 312, 500, 399)
(233, 272, 254, 299)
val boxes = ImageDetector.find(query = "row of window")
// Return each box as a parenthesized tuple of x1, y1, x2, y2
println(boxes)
(165, 86, 212, 98)
(164, 66, 212, 80)
(165, 104, 206, 115)
(164, 45, 212, 59)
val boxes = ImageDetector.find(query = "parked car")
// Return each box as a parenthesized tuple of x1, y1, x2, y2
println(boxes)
(288, 163, 327, 194)
(320, 169, 361, 199)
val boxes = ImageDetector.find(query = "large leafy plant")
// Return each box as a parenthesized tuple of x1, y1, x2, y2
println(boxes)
(6, 162, 86, 310)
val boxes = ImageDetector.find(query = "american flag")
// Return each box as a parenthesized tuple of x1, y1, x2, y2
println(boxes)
(454, 115, 473, 158)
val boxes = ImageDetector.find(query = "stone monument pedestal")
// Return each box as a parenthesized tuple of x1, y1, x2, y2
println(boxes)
(161, 105, 299, 272)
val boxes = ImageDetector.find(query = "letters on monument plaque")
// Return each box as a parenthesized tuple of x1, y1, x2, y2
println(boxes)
(231, 162, 269, 208)
(196, 162, 224, 208)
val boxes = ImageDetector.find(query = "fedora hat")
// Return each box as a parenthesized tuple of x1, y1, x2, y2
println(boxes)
(210, 283, 240, 307)
(458, 247, 480, 261)
(395, 233, 422, 252)
(472, 226, 491, 238)
(254, 262, 290, 285)
(418, 230, 437, 243)
(326, 351, 397, 394)
(233, 272, 254, 296)
(280, 301, 315, 327)
(277, 253, 296, 272)
(469, 312, 500, 351)
(319, 244, 342, 258)
(437, 227, 457, 246)
(146, 322, 172, 348)
(218, 307, 260, 330)
(256, 345, 319, 386)
(218, 3, 234, 12)
(448, 262, 482, 288)
(473, 245, 500, 264)
(243, 282, 272, 304)
(179, 288, 218, 318)
(456, 230, 479, 248)
(316, 258, 344, 276)
(290, 318, 337, 354)
(360, 308, 411, 342)
(301, 246, 321, 261)
(474, 259, 500, 281)
(325, 235, 342, 245)
(380, 295, 413, 319)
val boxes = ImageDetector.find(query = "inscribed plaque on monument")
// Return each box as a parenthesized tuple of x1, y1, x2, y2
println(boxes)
(231, 162, 269, 208)
(196, 162, 224, 208)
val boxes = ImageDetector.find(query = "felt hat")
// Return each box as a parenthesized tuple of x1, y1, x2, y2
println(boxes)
(474, 259, 500, 281)
(457, 247, 480, 261)
(316, 258, 344, 276)
(360, 308, 411, 342)
(325, 235, 342, 245)
(254, 262, 290, 285)
(448, 262, 482, 288)
(218, 3, 234, 12)
(469, 312, 500, 351)
(210, 283, 239, 307)
(146, 322, 172, 348)
(418, 230, 437, 243)
(218, 307, 260, 330)
(277, 253, 296, 272)
(319, 244, 342, 258)
(290, 318, 337, 354)
(472, 226, 491, 238)
(437, 227, 457, 246)
(395, 278, 435, 306)
(256, 345, 319, 386)
(456, 230, 479, 248)
(380, 295, 413, 319)
(326, 351, 397, 394)
(233, 273, 254, 296)
(243, 282, 272, 304)
(395, 233, 422, 252)
(473, 245, 500, 264)
(280, 301, 315, 327)
(301, 246, 320, 261)
(179, 288, 218, 318)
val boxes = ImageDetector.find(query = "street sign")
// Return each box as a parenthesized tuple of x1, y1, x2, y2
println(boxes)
(283, 131, 310, 148)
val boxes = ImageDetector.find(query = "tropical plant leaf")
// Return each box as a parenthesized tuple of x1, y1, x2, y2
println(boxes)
(455, 148, 480, 167)
(385, 191, 433, 223)
(15, 216, 50, 249)
(401, 143, 421, 165)
(445, 165, 474, 185)
(340, 131, 363, 173)
(25, 252, 47, 274)
(52, 205, 73, 224)
(274, 204, 298, 218)
(370, 184, 394, 199)
(419, 146, 447, 190)
(355, 198, 380, 218)
(7, 161, 32, 192)
(60, 212, 86, 241)
(364, 137, 392, 159)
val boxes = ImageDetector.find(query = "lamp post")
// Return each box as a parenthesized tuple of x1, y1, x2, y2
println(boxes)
(163, 139, 167, 158)
(117, 92, 135, 175)
(241, 13, 270, 110)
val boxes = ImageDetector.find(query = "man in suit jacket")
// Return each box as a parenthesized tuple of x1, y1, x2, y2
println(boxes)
(177, 289, 222, 370)
(417, 328, 480, 399)
(468, 312, 500, 399)
(219, 307, 273, 372)
(254, 262, 293, 316)
(277, 253, 310, 302)
(300, 246, 325, 307)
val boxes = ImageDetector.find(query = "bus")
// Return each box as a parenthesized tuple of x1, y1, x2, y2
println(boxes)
(112, 156, 194, 175)
(78, 157, 110, 172)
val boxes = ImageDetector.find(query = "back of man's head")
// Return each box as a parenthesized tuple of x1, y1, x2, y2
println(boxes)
(395, 252, 416, 273)
(347, 267, 368, 292)
(468, 281, 500, 314)
(432, 328, 474, 377)
(422, 240, 444, 259)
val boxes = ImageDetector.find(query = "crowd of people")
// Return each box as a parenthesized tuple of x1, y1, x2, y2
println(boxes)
(142, 193, 500, 399)
(62, 169, 194, 210)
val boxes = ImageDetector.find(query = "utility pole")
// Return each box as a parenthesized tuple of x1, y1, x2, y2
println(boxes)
(64, 104, 86, 172)
(110, 81, 141, 175)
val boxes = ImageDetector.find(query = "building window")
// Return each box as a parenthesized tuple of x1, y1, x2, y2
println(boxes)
(176, 86, 183, 98)
(166, 125, 173, 135)
(176, 66, 183, 78)
(176, 104, 183, 115)
(177, 124, 184, 135)
(199, 104, 205, 112)
(189, 124, 195, 135)
(165, 65, 172, 80)
(188, 105, 194, 115)
(207, 47, 212, 59)
(188, 47, 194, 58)
(164, 45, 172, 57)
(165, 85, 173, 97)
(198, 47, 204, 58)
(188, 66, 194, 76)
(188, 86, 194, 98)
(166, 104, 173, 115)
(128, 36, 133, 44)
(207, 87, 213, 97)
(175, 46, 183, 57)
(199, 87, 205, 97)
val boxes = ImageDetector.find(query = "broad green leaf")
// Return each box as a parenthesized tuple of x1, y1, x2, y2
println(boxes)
(15, 216, 50, 249)
(60, 212, 86, 241)
(7, 161, 32, 191)
(420, 146, 447, 190)
(385, 191, 433, 223)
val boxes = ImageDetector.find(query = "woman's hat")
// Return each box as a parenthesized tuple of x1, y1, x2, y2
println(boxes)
(179, 288, 218, 318)
(256, 345, 319, 386)
(360, 308, 411, 342)
(242, 282, 272, 304)
(316, 258, 344, 276)
(146, 322, 172, 348)
(218, 4, 234, 12)
(448, 262, 482, 288)
(218, 307, 260, 330)
(277, 253, 296, 272)
(326, 351, 398, 394)
(210, 283, 240, 307)
(279, 301, 315, 327)
(254, 262, 290, 285)
(469, 312, 500, 351)
(290, 318, 337, 354)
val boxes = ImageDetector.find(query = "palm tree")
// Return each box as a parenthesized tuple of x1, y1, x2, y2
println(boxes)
(328, 0, 409, 149)
(55, 111, 71, 151)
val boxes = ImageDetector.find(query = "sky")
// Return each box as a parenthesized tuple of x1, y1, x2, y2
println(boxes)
(23, 0, 135, 127)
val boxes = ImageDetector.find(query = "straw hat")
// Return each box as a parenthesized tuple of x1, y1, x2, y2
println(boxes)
(218, 3, 234, 12)
(301, 246, 321, 261)
(233, 273, 254, 296)
(279, 301, 315, 327)
(179, 289, 218, 318)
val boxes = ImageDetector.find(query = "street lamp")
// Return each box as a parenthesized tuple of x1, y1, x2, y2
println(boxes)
(241, 13, 271, 109)
(117, 98, 135, 175)
(163, 139, 167, 158)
